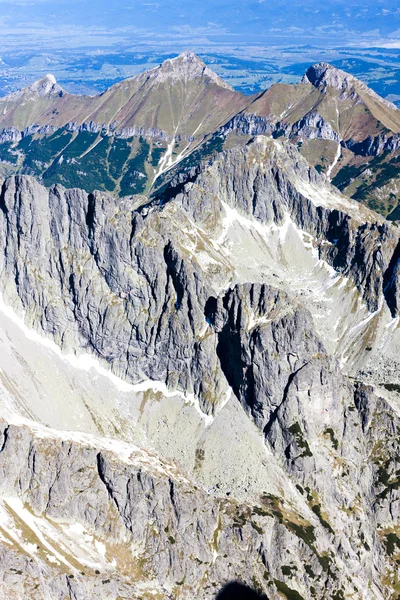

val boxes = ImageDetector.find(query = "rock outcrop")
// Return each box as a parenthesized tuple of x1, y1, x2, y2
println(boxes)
(0, 135, 399, 598)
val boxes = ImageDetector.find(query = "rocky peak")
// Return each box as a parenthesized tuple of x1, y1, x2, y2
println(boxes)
(147, 51, 234, 90)
(301, 62, 357, 92)
(26, 73, 64, 97)
(302, 62, 398, 109)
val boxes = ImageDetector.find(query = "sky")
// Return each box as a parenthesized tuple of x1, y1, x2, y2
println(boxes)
(0, 0, 400, 50)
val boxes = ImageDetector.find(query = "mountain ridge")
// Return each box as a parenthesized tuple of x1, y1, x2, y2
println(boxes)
(0, 54, 400, 216)
(0, 51, 244, 133)
(0, 130, 399, 597)
(302, 61, 400, 111)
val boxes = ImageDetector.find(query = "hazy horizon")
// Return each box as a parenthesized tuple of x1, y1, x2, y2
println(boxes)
(0, 0, 399, 103)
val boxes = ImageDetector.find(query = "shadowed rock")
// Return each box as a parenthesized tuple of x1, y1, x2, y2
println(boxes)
(216, 582, 268, 600)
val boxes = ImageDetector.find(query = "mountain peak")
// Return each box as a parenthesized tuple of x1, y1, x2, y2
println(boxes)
(175, 50, 202, 63)
(301, 62, 398, 110)
(27, 74, 64, 97)
(147, 51, 234, 91)
(301, 62, 356, 91)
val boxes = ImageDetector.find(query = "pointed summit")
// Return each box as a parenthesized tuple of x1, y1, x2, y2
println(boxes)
(301, 62, 397, 110)
(174, 50, 202, 63)
(301, 62, 358, 92)
(148, 51, 234, 91)
(27, 74, 64, 97)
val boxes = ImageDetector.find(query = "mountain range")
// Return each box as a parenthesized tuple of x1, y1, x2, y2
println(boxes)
(0, 52, 400, 600)
(0, 52, 400, 218)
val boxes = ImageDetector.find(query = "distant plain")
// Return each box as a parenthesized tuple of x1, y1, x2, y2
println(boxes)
(1, 44, 400, 107)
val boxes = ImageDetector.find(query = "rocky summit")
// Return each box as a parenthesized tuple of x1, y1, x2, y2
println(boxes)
(0, 53, 399, 600)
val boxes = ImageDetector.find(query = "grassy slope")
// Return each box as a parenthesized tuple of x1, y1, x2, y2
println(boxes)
(1, 59, 400, 216)
(0, 58, 250, 139)
(247, 77, 400, 217)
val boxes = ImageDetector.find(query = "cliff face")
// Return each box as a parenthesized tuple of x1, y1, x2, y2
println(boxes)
(0, 138, 398, 404)
(1, 406, 386, 600)
(0, 136, 400, 598)
(0, 286, 399, 599)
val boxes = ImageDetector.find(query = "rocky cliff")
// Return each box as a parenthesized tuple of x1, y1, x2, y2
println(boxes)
(0, 135, 399, 598)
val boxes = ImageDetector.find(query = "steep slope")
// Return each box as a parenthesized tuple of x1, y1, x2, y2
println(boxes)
(177, 62, 400, 219)
(0, 74, 68, 131)
(0, 137, 399, 396)
(0, 52, 245, 137)
(0, 52, 250, 196)
(0, 136, 399, 597)
(246, 63, 400, 217)
(301, 62, 400, 134)
(2, 57, 400, 220)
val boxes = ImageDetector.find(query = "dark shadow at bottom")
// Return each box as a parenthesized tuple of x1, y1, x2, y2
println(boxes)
(215, 582, 269, 600)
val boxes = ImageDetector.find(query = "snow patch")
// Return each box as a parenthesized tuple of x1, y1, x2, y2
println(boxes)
(215, 200, 286, 245)
(3, 497, 75, 569)
(326, 142, 341, 179)
(248, 314, 272, 330)
(0, 497, 128, 571)
(294, 178, 357, 213)
(0, 294, 213, 425)
(4, 412, 193, 485)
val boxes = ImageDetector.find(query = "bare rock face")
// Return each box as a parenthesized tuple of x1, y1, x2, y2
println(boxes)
(0, 174, 227, 412)
(0, 279, 399, 599)
(0, 136, 399, 598)
(0, 417, 366, 600)
(287, 111, 340, 141)
(27, 74, 64, 97)
(302, 62, 357, 91)
(302, 62, 398, 109)
(146, 51, 235, 91)
(205, 283, 326, 431)
(167, 137, 400, 315)
(0, 137, 399, 405)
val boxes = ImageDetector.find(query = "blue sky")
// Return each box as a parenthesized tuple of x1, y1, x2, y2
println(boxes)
(0, 0, 399, 48)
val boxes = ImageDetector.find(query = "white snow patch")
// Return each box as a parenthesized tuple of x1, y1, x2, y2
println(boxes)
(294, 178, 357, 213)
(248, 314, 272, 330)
(385, 316, 400, 331)
(215, 200, 284, 245)
(153, 120, 204, 184)
(4, 412, 194, 485)
(156, 135, 176, 177)
(94, 540, 107, 557)
(47, 555, 61, 565)
(0, 294, 212, 426)
(326, 142, 341, 179)
(3, 498, 75, 569)
(0, 497, 127, 571)
(0, 294, 133, 392)
(215, 388, 232, 417)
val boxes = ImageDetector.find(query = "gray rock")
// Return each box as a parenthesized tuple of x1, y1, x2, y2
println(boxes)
(0, 135, 399, 598)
